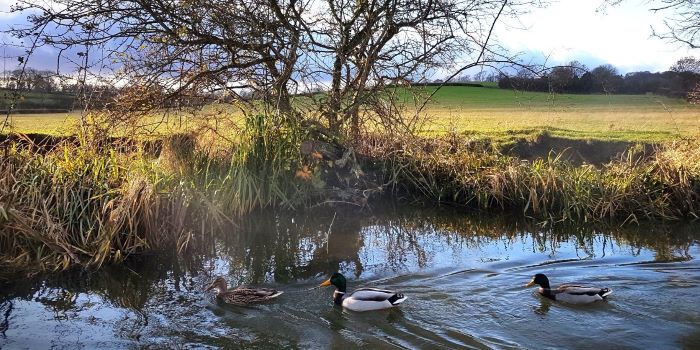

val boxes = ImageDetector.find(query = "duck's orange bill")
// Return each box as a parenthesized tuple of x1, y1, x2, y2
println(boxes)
(320, 279, 332, 287)
(525, 281, 536, 287)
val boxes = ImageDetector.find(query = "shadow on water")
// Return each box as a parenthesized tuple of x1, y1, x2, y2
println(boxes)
(1, 205, 700, 349)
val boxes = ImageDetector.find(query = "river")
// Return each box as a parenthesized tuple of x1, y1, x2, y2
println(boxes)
(1, 207, 699, 349)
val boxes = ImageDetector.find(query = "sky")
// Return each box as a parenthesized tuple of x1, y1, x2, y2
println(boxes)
(495, 0, 695, 73)
(0, 0, 696, 75)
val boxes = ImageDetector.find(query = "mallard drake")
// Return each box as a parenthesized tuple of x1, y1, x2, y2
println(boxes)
(205, 277, 283, 305)
(526, 273, 613, 304)
(319, 272, 407, 312)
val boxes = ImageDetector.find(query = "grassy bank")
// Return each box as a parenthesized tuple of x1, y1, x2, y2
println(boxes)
(0, 87, 700, 269)
(369, 134, 700, 223)
(2, 113, 700, 272)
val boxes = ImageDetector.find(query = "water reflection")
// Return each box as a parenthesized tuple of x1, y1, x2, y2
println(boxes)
(1, 206, 699, 349)
(4, 207, 698, 308)
(0, 300, 11, 337)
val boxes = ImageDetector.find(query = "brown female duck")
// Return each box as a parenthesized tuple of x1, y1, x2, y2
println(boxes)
(205, 277, 283, 305)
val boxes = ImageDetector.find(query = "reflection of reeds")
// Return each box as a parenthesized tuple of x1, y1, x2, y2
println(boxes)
(0, 300, 11, 336)
(396, 209, 700, 262)
(3, 208, 695, 312)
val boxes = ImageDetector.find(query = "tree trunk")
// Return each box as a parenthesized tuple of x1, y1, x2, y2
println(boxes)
(326, 55, 344, 135)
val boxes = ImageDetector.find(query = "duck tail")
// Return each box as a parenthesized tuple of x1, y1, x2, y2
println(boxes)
(388, 293, 407, 305)
(599, 288, 613, 298)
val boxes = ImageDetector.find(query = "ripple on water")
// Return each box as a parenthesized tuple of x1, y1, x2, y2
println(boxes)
(1, 210, 700, 349)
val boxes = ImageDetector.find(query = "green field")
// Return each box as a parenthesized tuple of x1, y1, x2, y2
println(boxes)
(399, 86, 700, 142)
(3, 86, 699, 142)
(0, 90, 75, 112)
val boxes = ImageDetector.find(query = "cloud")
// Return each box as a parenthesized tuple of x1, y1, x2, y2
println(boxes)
(0, 0, 695, 77)
(496, 0, 695, 73)
(0, 0, 18, 18)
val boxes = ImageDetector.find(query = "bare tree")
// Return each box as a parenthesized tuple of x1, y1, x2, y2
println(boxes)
(11, 1, 303, 118)
(670, 56, 700, 73)
(605, 0, 699, 49)
(568, 60, 589, 78)
(548, 66, 576, 90)
(10, 0, 541, 139)
(590, 64, 623, 93)
(5, 69, 57, 92)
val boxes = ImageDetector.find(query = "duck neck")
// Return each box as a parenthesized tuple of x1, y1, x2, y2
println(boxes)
(539, 288, 556, 300)
(538, 279, 554, 299)
(217, 281, 228, 295)
(333, 290, 346, 305)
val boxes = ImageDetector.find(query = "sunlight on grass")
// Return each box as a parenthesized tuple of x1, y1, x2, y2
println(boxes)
(4, 86, 699, 143)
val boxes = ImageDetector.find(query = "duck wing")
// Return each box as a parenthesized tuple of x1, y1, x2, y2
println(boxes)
(550, 284, 613, 304)
(236, 287, 284, 298)
(557, 284, 612, 297)
(220, 288, 283, 304)
(349, 288, 406, 305)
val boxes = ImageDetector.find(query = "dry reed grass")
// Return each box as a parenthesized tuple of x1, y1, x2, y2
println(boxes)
(2, 119, 699, 273)
(374, 134, 700, 224)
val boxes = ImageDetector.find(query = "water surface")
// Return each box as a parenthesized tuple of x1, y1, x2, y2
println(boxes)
(1, 208, 699, 349)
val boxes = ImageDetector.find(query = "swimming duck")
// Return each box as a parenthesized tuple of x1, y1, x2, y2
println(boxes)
(526, 273, 613, 304)
(205, 277, 283, 305)
(319, 272, 407, 312)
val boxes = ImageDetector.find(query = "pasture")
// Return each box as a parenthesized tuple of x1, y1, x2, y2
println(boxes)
(3, 86, 699, 142)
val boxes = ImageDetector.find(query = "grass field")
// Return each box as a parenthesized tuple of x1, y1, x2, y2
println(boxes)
(0, 112, 82, 135)
(2, 86, 699, 142)
(401, 86, 700, 142)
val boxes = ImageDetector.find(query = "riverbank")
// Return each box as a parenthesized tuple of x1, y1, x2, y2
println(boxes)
(1, 124, 699, 272)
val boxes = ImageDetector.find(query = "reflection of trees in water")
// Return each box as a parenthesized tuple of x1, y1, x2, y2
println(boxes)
(207, 211, 366, 284)
(205, 209, 700, 283)
(380, 221, 430, 271)
(1, 207, 697, 317)
(368, 208, 699, 264)
(0, 300, 12, 338)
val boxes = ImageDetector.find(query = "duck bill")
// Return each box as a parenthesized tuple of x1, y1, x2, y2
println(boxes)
(205, 283, 215, 291)
(319, 279, 332, 287)
(525, 280, 536, 287)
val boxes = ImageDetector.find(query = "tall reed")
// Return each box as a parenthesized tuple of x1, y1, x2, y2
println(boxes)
(3, 119, 699, 272)
(379, 135, 700, 224)
(194, 114, 311, 216)
(0, 115, 311, 272)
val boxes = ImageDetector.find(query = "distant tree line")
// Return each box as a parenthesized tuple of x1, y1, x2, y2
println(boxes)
(0, 68, 119, 95)
(498, 57, 700, 99)
(0, 68, 124, 112)
(1, 68, 60, 92)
